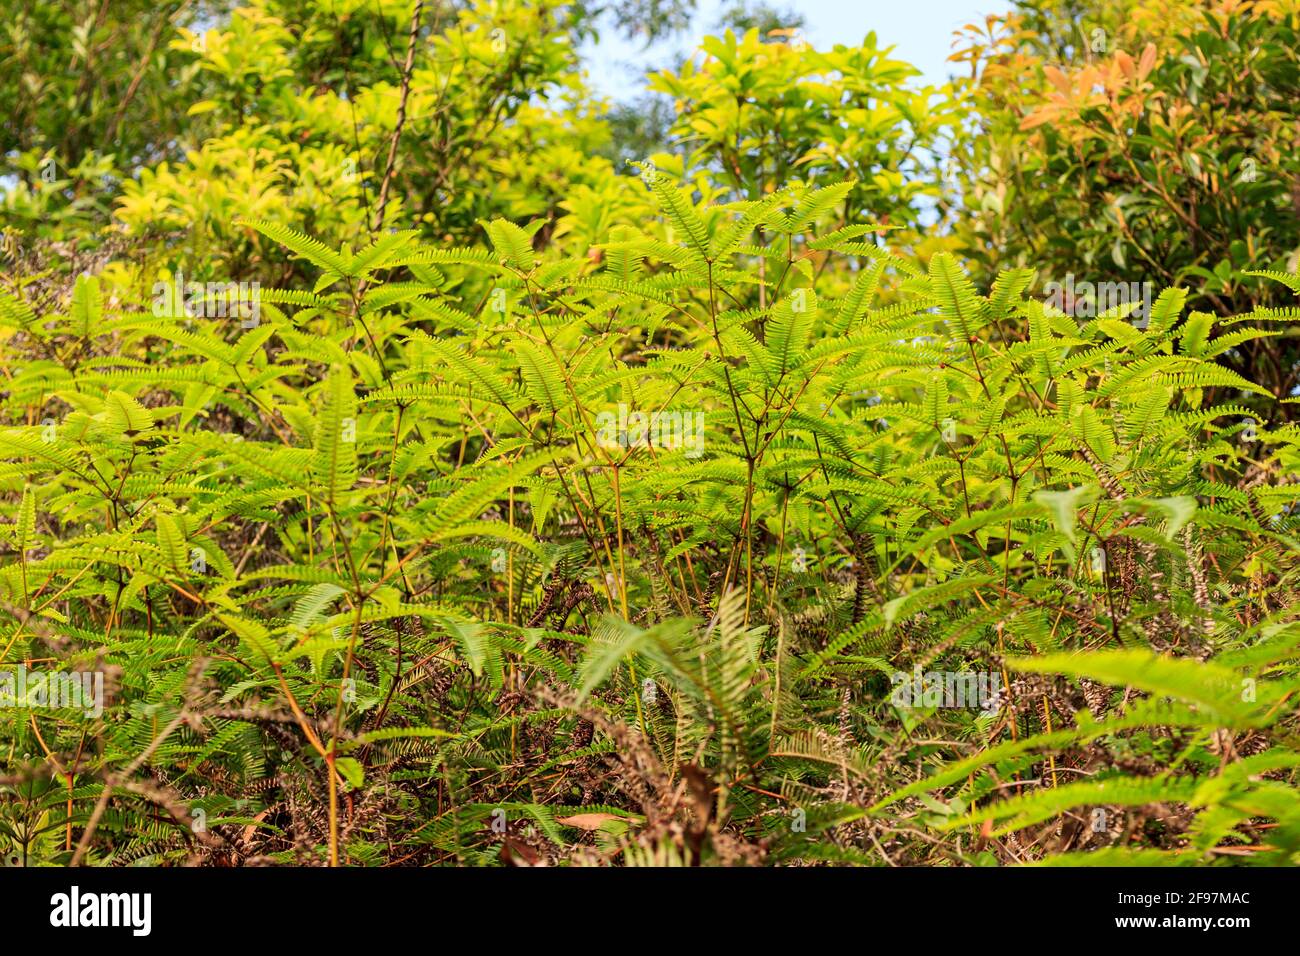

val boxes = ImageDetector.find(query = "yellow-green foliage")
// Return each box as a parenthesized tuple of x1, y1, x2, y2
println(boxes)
(2, 0, 1299, 869)
(3, 177, 1300, 865)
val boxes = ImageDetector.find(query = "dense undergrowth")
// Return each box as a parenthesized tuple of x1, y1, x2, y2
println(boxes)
(3, 173, 1300, 866)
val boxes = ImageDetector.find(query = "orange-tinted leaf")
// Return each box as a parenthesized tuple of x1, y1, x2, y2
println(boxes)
(1019, 107, 1058, 131)
(1138, 42, 1158, 80)
(1044, 65, 1071, 95)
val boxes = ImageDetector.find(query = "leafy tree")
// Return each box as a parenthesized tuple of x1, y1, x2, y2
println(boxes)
(949, 0, 1300, 407)
(713, 1, 805, 39)
(649, 26, 965, 245)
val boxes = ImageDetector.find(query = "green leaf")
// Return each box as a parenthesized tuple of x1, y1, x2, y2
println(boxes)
(1009, 650, 1278, 728)
(311, 367, 358, 501)
(155, 513, 189, 574)
(482, 219, 542, 271)
(928, 252, 989, 339)
(1032, 485, 1100, 554)
(70, 274, 102, 338)
(335, 756, 364, 790)
(235, 218, 351, 276)
(98, 390, 156, 438)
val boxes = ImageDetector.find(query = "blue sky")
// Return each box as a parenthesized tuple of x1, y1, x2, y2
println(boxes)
(579, 0, 1005, 100)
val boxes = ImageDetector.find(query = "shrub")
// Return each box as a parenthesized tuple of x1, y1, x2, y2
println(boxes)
(2, 176, 1298, 865)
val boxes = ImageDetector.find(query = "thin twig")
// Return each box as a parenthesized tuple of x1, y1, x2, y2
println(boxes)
(372, 0, 424, 235)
